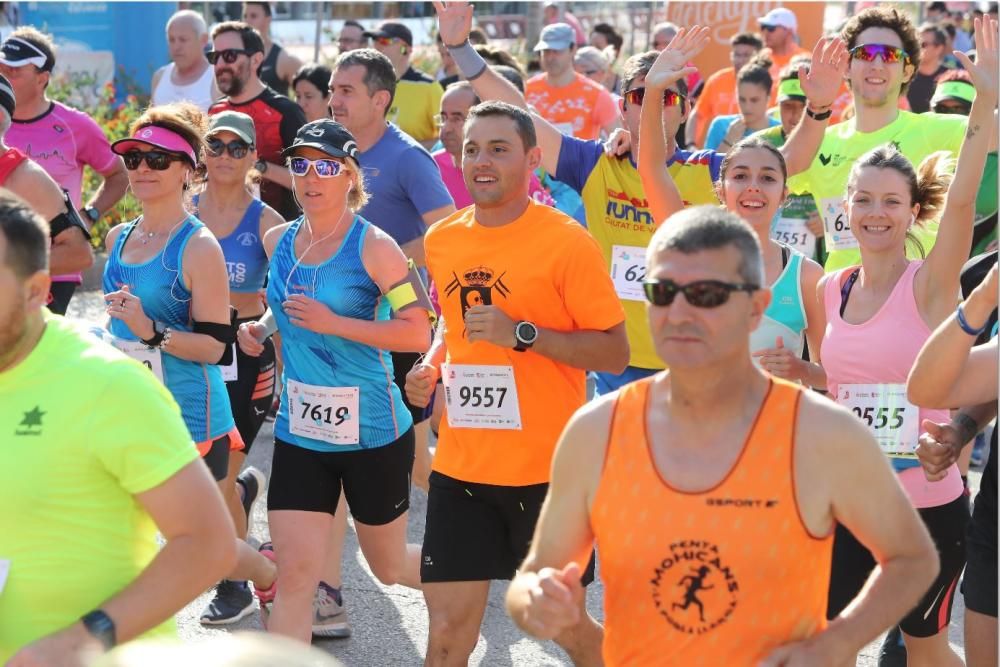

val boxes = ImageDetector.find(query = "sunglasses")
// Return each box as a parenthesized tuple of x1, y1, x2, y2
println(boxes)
(207, 48, 251, 65)
(760, 24, 780, 32)
(373, 36, 400, 47)
(122, 150, 188, 171)
(623, 87, 686, 108)
(849, 43, 909, 64)
(206, 137, 252, 159)
(288, 157, 345, 178)
(643, 278, 759, 308)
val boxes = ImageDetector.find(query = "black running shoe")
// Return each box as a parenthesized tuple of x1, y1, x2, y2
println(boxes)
(199, 579, 255, 625)
(237, 466, 266, 520)
(877, 625, 907, 667)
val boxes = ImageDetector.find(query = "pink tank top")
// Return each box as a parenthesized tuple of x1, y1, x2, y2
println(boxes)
(821, 261, 962, 508)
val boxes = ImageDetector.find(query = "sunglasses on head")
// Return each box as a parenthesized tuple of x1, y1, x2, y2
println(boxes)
(643, 278, 759, 308)
(207, 48, 251, 65)
(288, 157, 345, 178)
(206, 137, 252, 159)
(122, 150, 188, 171)
(849, 43, 909, 64)
(623, 87, 686, 109)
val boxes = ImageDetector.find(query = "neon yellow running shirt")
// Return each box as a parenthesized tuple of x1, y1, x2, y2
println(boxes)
(788, 110, 967, 271)
(0, 315, 198, 659)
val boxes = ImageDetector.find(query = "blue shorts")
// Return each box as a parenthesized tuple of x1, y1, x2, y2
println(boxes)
(593, 365, 658, 396)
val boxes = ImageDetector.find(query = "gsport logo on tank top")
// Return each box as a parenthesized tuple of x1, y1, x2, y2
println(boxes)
(651, 540, 739, 635)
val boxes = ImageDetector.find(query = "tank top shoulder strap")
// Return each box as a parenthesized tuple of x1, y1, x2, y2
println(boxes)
(603, 376, 655, 474)
(112, 218, 141, 257)
(164, 217, 202, 276)
(351, 215, 369, 255)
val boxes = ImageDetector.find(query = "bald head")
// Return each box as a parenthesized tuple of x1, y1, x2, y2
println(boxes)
(168, 10, 208, 37)
(166, 10, 210, 69)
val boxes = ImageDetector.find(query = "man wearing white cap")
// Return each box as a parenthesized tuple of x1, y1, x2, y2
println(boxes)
(759, 7, 809, 90)
(525, 23, 618, 140)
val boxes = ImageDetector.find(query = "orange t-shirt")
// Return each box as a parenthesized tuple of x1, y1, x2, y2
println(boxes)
(766, 45, 811, 105)
(526, 72, 618, 141)
(691, 68, 739, 148)
(424, 201, 625, 486)
(592, 377, 833, 666)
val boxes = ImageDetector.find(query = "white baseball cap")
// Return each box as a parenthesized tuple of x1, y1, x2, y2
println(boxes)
(759, 7, 797, 32)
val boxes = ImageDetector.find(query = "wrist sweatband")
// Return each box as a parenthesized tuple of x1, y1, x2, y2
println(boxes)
(448, 41, 488, 81)
(956, 303, 987, 336)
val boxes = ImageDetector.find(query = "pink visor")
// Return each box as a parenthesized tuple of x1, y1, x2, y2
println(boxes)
(111, 125, 197, 166)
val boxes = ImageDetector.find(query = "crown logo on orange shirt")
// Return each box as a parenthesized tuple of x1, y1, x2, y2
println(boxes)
(463, 266, 494, 286)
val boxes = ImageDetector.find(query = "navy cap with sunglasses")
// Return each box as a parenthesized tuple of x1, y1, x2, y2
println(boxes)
(282, 119, 360, 161)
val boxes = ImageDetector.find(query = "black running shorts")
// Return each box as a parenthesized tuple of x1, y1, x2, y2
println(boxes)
(268, 429, 415, 525)
(421, 471, 596, 584)
(827, 493, 969, 637)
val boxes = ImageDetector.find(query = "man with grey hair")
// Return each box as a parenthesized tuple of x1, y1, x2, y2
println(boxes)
(506, 206, 941, 664)
(151, 9, 221, 112)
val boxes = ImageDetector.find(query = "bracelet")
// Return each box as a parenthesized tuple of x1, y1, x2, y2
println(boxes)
(447, 40, 488, 80)
(160, 326, 173, 350)
(956, 304, 987, 336)
(805, 105, 832, 121)
(141, 322, 165, 348)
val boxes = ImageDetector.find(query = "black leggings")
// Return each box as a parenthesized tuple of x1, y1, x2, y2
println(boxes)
(226, 319, 277, 455)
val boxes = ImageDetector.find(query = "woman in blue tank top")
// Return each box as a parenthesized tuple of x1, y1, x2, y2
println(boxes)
(102, 103, 277, 599)
(195, 110, 287, 624)
(237, 119, 432, 638)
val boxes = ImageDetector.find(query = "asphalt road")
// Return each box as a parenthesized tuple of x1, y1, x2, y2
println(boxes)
(68, 288, 975, 666)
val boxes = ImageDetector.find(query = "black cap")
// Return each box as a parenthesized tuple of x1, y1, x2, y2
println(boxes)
(282, 119, 360, 161)
(363, 21, 413, 46)
(0, 36, 54, 72)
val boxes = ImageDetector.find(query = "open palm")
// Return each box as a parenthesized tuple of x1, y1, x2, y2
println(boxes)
(433, 0, 474, 46)
(644, 26, 710, 90)
(956, 16, 999, 106)
(798, 37, 848, 109)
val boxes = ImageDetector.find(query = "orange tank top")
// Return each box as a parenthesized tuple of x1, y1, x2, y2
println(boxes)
(591, 377, 833, 666)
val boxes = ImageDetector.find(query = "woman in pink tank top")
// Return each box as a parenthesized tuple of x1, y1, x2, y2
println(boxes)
(819, 23, 997, 663)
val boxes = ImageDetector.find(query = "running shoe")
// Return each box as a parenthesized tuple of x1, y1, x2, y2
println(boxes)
(313, 580, 351, 638)
(877, 625, 906, 667)
(237, 466, 266, 521)
(199, 580, 255, 625)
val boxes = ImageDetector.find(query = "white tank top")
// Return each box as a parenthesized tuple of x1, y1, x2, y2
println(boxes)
(151, 62, 216, 112)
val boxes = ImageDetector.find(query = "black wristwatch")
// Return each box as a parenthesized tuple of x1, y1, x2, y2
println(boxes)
(805, 105, 833, 121)
(141, 321, 166, 349)
(81, 609, 116, 650)
(83, 206, 101, 225)
(254, 159, 269, 174)
(513, 320, 538, 352)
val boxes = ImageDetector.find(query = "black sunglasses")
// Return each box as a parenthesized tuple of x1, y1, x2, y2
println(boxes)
(643, 278, 759, 308)
(206, 137, 252, 159)
(623, 87, 686, 108)
(122, 150, 187, 171)
(207, 48, 252, 65)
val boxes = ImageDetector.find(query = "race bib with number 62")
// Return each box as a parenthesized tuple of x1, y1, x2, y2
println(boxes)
(820, 196, 858, 251)
(609, 244, 647, 302)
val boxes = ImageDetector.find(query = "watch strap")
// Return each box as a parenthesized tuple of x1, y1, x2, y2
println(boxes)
(141, 322, 165, 348)
(805, 106, 832, 121)
(81, 609, 116, 650)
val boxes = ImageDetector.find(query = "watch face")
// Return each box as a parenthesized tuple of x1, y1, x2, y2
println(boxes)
(517, 322, 537, 343)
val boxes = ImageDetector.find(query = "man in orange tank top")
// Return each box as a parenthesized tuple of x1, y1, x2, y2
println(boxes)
(506, 206, 940, 666)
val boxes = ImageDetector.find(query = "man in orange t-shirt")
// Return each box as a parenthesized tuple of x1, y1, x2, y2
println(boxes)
(687, 31, 763, 147)
(759, 7, 810, 104)
(405, 99, 627, 666)
(525, 23, 619, 140)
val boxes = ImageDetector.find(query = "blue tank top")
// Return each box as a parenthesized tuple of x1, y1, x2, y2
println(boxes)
(194, 195, 269, 292)
(267, 215, 412, 452)
(103, 216, 235, 444)
(750, 245, 808, 359)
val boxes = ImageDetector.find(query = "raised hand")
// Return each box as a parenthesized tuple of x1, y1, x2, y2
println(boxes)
(644, 25, 710, 91)
(955, 16, 999, 106)
(433, 0, 474, 47)
(799, 36, 848, 109)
